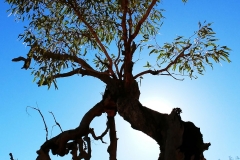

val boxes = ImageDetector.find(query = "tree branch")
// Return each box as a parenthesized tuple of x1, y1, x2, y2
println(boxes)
(113, 40, 122, 79)
(9, 153, 14, 160)
(34, 45, 93, 70)
(76, 138, 88, 159)
(130, 0, 157, 41)
(13, 42, 113, 84)
(12, 41, 94, 71)
(107, 116, 117, 160)
(26, 106, 48, 141)
(68, 141, 78, 160)
(49, 67, 111, 84)
(134, 43, 192, 79)
(83, 136, 92, 160)
(165, 71, 184, 81)
(121, 0, 128, 49)
(68, 1, 116, 78)
(36, 92, 117, 159)
(89, 126, 109, 144)
(95, 55, 109, 69)
(49, 111, 63, 133)
(12, 56, 31, 69)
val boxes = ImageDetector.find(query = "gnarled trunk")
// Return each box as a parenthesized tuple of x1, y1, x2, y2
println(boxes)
(113, 80, 210, 160)
(36, 80, 210, 160)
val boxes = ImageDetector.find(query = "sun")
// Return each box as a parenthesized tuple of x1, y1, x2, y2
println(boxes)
(141, 96, 173, 114)
(123, 96, 174, 147)
(116, 96, 175, 159)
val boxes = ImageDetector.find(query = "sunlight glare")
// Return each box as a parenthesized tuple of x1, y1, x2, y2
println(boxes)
(141, 97, 174, 114)
(125, 96, 175, 148)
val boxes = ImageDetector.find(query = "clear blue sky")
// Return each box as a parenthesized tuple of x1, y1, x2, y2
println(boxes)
(0, 0, 240, 160)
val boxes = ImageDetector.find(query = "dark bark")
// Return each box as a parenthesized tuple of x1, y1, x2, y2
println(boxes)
(36, 80, 210, 160)
(107, 116, 118, 160)
(36, 100, 108, 159)
(112, 80, 210, 160)
(9, 153, 14, 160)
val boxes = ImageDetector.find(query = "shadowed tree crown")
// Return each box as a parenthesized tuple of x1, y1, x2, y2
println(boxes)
(9, 0, 230, 89)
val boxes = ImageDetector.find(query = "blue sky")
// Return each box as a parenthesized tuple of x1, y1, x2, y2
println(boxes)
(0, 0, 240, 160)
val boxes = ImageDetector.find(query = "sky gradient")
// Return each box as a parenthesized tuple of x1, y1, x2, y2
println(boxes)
(1, 0, 240, 160)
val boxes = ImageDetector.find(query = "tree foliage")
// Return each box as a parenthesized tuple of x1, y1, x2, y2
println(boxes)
(8, 0, 230, 88)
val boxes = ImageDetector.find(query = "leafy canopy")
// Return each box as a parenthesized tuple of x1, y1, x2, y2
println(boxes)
(7, 0, 230, 88)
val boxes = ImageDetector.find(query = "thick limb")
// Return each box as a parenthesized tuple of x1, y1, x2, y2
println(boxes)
(114, 80, 210, 160)
(36, 96, 116, 159)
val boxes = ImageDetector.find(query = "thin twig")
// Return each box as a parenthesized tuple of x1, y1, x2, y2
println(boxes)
(26, 105, 48, 141)
(166, 71, 184, 81)
(49, 111, 63, 132)
(89, 123, 109, 144)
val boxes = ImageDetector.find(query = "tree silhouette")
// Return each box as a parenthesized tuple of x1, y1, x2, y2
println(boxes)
(7, 0, 230, 159)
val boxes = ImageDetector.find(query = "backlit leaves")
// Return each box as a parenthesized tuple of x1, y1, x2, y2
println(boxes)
(7, 0, 230, 87)
(148, 22, 231, 78)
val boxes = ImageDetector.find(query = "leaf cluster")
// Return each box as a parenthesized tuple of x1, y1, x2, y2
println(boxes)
(146, 22, 230, 79)
(7, 0, 231, 87)
(7, 0, 167, 87)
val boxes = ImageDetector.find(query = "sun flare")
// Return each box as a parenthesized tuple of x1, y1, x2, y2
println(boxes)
(141, 97, 173, 114)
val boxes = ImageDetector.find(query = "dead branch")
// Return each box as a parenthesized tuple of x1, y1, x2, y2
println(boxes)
(26, 106, 48, 141)
(49, 111, 63, 132)
(12, 56, 31, 69)
(89, 124, 109, 143)
(9, 153, 14, 160)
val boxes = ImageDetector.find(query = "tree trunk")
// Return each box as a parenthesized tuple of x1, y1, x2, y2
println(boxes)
(113, 80, 210, 160)
(36, 80, 210, 160)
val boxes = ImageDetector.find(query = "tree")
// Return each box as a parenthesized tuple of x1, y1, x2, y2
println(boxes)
(7, 0, 231, 159)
